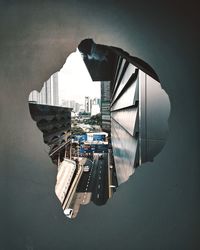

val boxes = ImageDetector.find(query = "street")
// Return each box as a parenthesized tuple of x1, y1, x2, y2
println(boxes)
(76, 153, 109, 206)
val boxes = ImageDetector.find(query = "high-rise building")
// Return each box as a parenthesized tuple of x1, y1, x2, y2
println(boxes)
(75, 102, 80, 113)
(29, 90, 39, 103)
(85, 96, 91, 113)
(52, 72, 59, 106)
(93, 97, 101, 106)
(60, 99, 81, 113)
(29, 72, 59, 106)
(91, 104, 100, 116)
(101, 81, 111, 132)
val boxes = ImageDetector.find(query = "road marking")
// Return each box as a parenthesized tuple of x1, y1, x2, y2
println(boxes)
(98, 184, 100, 189)
(97, 194, 100, 199)
(99, 176, 101, 180)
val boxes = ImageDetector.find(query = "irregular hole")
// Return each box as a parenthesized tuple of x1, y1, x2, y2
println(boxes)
(28, 39, 170, 219)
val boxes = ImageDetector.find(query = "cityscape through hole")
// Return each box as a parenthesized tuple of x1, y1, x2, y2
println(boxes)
(29, 39, 170, 219)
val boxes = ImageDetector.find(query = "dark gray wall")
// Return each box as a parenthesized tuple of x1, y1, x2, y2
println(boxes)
(0, 1, 199, 249)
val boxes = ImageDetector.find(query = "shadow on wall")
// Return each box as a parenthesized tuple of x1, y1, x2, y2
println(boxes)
(28, 39, 170, 219)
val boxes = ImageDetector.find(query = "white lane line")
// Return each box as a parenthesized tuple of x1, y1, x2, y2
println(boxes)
(98, 184, 100, 189)
(97, 194, 100, 199)
(99, 176, 101, 180)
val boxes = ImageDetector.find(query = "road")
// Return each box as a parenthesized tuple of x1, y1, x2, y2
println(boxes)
(76, 153, 109, 206)
(91, 153, 109, 205)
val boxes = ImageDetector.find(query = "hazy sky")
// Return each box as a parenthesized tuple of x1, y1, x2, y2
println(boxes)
(58, 49, 100, 105)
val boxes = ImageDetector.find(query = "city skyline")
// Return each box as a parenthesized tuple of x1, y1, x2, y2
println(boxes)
(29, 49, 101, 107)
(61, 96, 101, 115)
(58, 49, 101, 105)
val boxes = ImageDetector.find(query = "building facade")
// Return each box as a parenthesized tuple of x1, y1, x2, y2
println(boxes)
(85, 96, 91, 113)
(29, 72, 59, 106)
(101, 81, 111, 132)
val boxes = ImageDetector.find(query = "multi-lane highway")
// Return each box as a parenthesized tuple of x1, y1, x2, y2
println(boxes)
(91, 154, 109, 205)
(76, 153, 109, 206)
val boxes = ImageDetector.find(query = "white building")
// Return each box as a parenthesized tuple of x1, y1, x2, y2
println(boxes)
(91, 104, 100, 116)
(29, 72, 59, 106)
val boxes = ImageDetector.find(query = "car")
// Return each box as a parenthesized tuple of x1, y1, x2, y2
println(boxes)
(83, 165, 90, 172)
(99, 154, 103, 159)
(64, 208, 73, 218)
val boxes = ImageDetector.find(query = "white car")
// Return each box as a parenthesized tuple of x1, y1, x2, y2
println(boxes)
(99, 153, 103, 159)
(64, 208, 73, 218)
(83, 165, 90, 172)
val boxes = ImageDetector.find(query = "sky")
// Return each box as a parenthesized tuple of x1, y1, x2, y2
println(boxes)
(58, 49, 100, 105)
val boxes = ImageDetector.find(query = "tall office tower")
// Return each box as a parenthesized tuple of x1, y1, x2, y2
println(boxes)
(75, 102, 80, 113)
(101, 81, 111, 132)
(92, 97, 101, 110)
(92, 97, 100, 105)
(79, 104, 85, 113)
(97, 98, 101, 105)
(91, 104, 100, 116)
(85, 96, 91, 113)
(89, 99, 93, 113)
(52, 72, 59, 106)
(46, 78, 53, 105)
(29, 72, 59, 106)
(39, 85, 46, 104)
(29, 90, 39, 103)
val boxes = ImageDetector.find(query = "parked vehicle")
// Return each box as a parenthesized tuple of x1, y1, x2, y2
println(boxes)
(64, 208, 73, 218)
(84, 165, 90, 172)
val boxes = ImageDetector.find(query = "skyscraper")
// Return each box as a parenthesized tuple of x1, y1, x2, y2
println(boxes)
(29, 90, 39, 103)
(85, 96, 91, 113)
(101, 81, 111, 132)
(52, 72, 59, 106)
(29, 72, 59, 106)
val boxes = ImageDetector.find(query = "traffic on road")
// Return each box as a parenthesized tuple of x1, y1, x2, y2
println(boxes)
(54, 131, 118, 219)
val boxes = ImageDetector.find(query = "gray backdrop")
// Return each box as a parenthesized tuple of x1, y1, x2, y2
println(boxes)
(0, 1, 199, 249)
